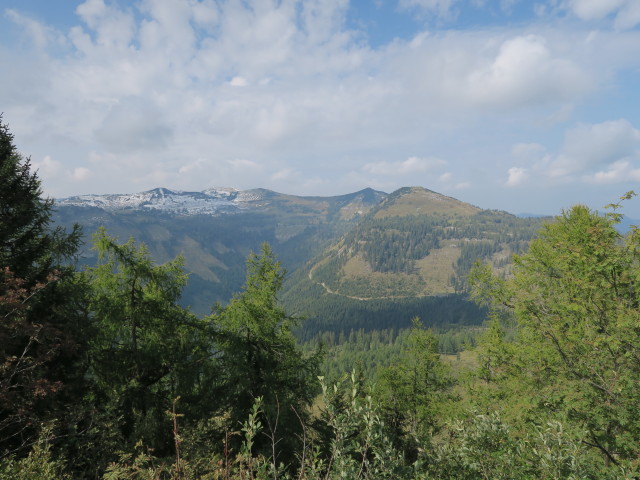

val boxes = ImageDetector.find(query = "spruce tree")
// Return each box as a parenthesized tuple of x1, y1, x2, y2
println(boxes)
(0, 116, 86, 458)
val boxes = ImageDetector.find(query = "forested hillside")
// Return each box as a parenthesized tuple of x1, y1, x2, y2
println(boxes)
(283, 187, 544, 353)
(304, 187, 543, 299)
(5, 118, 640, 478)
(54, 188, 385, 314)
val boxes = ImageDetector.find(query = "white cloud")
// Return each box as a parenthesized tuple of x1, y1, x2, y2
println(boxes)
(2, 0, 640, 214)
(299, 0, 350, 44)
(191, 0, 220, 28)
(74, 0, 136, 50)
(510, 119, 640, 185)
(32, 155, 63, 178)
(72, 167, 91, 181)
(506, 167, 528, 187)
(589, 160, 640, 183)
(229, 76, 248, 87)
(466, 35, 590, 107)
(566, 0, 640, 29)
(227, 159, 262, 171)
(398, 0, 457, 17)
(548, 119, 640, 176)
(362, 156, 447, 176)
(434, 171, 470, 190)
(5, 9, 66, 49)
(500, 0, 519, 13)
(438, 172, 452, 183)
(567, 0, 625, 20)
(271, 168, 299, 182)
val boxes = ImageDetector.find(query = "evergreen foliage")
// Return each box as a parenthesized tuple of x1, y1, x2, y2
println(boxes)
(376, 318, 454, 459)
(0, 116, 87, 458)
(210, 244, 323, 466)
(469, 196, 640, 468)
(85, 228, 215, 458)
(345, 215, 448, 274)
(0, 119, 80, 282)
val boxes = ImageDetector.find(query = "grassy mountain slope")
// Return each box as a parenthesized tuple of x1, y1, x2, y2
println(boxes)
(282, 187, 547, 337)
(302, 186, 543, 299)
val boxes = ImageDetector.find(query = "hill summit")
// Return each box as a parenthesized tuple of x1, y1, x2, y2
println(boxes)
(371, 186, 480, 218)
(302, 186, 542, 300)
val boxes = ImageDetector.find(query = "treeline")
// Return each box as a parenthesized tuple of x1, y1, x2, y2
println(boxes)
(4, 117, 640, 479)
(345, 216, 448, 274)
(341, 210, 543, 277)
(284, 276, 487, 341)
(53, 199, 347, 316)
(301, 326, 480, 382)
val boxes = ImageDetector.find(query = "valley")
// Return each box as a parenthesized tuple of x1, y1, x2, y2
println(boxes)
(55, 185, 547, 360)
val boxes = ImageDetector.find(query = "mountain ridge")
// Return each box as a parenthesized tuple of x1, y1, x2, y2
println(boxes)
(57, 186, 389, 217)
(54, 185, 548, 327)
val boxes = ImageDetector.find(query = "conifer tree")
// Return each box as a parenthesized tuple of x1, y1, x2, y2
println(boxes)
(85, 228, 211, 456)
(0, 116, 86, 457)
(212, 243, 322, 466)
(376, 318, 452, 460)
(470, 198, 640, 469)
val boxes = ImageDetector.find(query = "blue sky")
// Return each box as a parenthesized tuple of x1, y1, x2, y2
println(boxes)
(1, 0, 640, 216)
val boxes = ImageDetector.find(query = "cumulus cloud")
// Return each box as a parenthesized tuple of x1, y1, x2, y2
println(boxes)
(398, 0, 457, 17)
(466, 35, 590, 108)
(229, 76, 248, 87)
(590, 160, 640, 184)
(32, 156, 91, 190)
(32, 155, 63, 178)
(2, 0, 640, 209)
(565, 0, 640, 29)
(73, 0, 136, 51)
(510, 119, 640, 185)
(72, 167, 91, 181)
(548, 119, 640, 177)
(5, 9, 66, 49)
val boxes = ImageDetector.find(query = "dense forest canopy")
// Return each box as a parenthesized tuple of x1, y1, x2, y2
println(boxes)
(2, 116, 640, 478)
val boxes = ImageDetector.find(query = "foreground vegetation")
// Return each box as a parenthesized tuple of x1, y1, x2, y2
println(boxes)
(3, 116, 640, 478)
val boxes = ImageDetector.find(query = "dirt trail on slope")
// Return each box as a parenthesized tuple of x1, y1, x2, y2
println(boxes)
(307, 261, 427, 301)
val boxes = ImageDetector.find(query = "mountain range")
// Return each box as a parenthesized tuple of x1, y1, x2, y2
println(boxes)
(55, 186, 548, 335)
(59, 186, 387, 219)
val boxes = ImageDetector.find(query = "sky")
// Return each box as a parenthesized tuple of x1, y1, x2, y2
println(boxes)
(1, 0, 640, 216)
